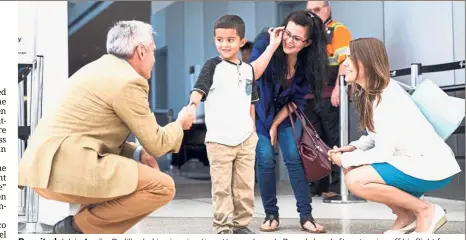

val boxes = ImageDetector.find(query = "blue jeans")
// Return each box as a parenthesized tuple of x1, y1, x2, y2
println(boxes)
(255, 120, 313, 218)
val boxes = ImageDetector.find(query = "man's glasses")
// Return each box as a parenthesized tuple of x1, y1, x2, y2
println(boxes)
(308, 5, 327, 14)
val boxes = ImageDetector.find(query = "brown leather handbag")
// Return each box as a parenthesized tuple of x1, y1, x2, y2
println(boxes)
(287, 104, 332, 181)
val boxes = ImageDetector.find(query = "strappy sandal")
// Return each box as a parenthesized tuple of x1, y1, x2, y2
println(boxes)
(300, 215, 326, 233)
(260, 214, 280, 232)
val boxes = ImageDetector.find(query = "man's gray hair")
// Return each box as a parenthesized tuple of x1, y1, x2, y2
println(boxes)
(106, 20, 155, 59)
(308, 0, 330, 7)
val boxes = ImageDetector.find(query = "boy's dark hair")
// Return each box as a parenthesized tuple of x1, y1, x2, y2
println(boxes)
(241, 41, 253, 51)
(214, 15, 245, 39)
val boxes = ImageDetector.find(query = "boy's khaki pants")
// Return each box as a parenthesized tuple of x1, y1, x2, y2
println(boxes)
(206, 132, 259, 233)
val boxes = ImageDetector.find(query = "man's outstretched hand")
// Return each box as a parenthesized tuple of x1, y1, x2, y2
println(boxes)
(140, 149, 159, 170)
(176, 106, 195, 130)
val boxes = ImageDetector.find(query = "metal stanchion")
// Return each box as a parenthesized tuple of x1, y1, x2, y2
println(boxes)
(18, 69, 26, 216)
(323, 75, 366, 204)
(18, 56, 48, 234)
(411, 63, 422, 87)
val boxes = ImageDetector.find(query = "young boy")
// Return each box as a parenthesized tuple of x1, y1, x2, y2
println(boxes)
(188, 15, 259, 234)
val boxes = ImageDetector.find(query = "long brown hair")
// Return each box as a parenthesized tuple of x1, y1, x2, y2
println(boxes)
(348, 38, 390, 133)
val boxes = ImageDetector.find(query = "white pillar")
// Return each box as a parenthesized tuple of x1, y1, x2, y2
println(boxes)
(34, 1, 72, 226)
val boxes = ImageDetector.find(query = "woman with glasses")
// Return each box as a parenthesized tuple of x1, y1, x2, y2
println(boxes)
(249, 10, 329, 233)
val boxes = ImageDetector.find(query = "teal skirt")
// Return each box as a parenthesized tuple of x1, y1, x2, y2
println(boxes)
(371, 162, 452, 198)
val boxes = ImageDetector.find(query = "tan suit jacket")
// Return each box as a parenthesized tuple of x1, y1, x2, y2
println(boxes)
(18, 54, 184, 198)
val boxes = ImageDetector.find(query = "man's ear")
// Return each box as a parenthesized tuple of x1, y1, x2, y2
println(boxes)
(240, 38, 247, 47)
(136, 45, 145, 59)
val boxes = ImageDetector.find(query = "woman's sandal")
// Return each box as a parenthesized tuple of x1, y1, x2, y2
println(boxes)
(300, 215, 326, 233)
(260, 214, 280, 232)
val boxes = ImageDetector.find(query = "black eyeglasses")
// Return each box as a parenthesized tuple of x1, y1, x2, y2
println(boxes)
(282, 29, 308, 44)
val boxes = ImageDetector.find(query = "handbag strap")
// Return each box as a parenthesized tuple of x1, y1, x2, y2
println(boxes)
(286, 104, 301, 148)
(287, 103, 323, 149)
(295, 107, 319, 135)
(290, 104, 321, 146)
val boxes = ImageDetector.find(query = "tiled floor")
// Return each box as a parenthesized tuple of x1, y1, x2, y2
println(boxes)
(138, 217, 465, 234)
(149, 194, 465, 221)
(24, 172, 465, 235)
(130, 173, 465, 234)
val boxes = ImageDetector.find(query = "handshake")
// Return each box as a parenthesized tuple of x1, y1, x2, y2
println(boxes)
(175, 103, 198, 130)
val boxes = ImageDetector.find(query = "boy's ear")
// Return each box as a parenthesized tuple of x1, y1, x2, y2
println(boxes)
(240, 38, 247, 47)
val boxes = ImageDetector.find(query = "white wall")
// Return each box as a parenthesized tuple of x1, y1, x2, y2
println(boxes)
(22, 1, 72, 226)
(331, 1, 464, 87)
(36, 2, 70, 117)
(384, 1, 456, 86)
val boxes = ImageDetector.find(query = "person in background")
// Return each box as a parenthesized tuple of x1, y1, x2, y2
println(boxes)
(328, 37, 461, 234)
(250, 10, 329, 233)
(18, 20, 195, 234)
(305, 0, 352, 198)
(240, 41, 254, 63)
(187, 15, 259, 234)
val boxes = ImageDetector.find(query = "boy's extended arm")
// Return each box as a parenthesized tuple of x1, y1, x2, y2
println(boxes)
(187, 90, 203, 116)
(189, 90, 204, 107)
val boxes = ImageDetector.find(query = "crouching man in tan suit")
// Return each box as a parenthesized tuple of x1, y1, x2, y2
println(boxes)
(18, 20, 194, 234)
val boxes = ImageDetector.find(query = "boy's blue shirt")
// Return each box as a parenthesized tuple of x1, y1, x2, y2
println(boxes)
(250, 34, 312, 139)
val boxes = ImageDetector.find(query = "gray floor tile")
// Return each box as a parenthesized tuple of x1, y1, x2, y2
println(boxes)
(139, 217, 465, 234)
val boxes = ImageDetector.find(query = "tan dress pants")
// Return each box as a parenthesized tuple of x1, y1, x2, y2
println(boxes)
(206, 132, 258, 233)
(34, 163, 175, 234)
